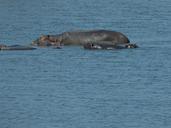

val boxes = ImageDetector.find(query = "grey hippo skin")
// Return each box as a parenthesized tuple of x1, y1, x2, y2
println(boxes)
(83, 42, 138, 50)
(32, 30, 131, 47)
(0, 44, 36, 51)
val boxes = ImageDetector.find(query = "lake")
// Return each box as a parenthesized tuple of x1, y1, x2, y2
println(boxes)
(0, 0, 171, 128)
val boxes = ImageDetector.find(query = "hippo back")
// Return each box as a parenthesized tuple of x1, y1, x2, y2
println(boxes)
(61, 30, 130, 45)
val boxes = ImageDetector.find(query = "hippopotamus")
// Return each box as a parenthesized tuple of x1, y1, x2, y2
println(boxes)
(32, 30, 131, 47)
(0, 44, 36, 50)
(83, 42, 138, 50)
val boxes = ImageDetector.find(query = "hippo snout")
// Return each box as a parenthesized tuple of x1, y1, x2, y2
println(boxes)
(126, 43, 138, 48)
(31, 40, 53, 47)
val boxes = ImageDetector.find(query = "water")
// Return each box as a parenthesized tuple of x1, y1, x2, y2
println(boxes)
(0, 0, 171, 128)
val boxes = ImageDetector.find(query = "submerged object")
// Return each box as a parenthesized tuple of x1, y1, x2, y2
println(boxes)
(83, 42, 138, 50)
(0, 44, 36, 51)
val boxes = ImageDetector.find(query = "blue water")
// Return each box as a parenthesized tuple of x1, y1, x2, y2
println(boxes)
(0, 0, 171, 128)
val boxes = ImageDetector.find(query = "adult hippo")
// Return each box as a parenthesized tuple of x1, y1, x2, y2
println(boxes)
(0, 44, 36, 51)
(32, 30, 131, 47)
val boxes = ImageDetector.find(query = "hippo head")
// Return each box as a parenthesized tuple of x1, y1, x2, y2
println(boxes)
(83, 43, 102, 50)
(32, 35, 61, 47)
(32, 35, 51, 46)
(125, 43, 138, 48)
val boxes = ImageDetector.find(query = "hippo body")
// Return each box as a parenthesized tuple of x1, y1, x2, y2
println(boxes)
(83, 42, 138, 50)
(60, 30, 130, 45)
(32, 30, 130, 47)
(0, 44, 36, 51)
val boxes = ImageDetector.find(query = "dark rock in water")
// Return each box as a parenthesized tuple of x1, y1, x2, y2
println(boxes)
(0, 44, 36, 51)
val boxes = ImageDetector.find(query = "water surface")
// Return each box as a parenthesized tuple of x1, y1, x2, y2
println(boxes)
(0, 0, 171, 128)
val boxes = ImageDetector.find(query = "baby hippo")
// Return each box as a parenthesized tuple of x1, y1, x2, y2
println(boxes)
(83, 42, 138, 50)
